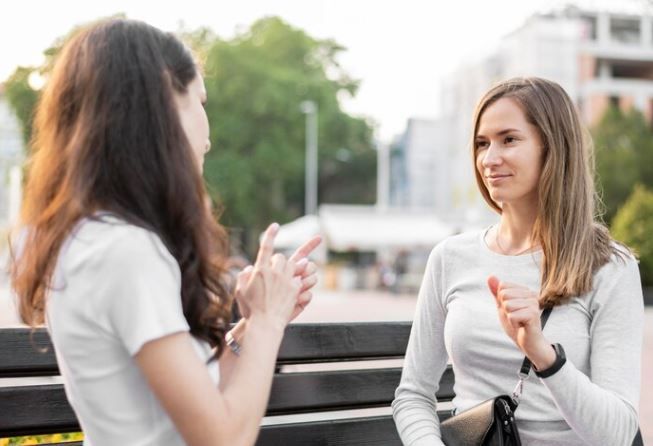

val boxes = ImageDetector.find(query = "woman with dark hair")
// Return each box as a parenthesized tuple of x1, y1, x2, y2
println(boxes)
(10, 18, 321, 446)
(392, 77, 643, 445)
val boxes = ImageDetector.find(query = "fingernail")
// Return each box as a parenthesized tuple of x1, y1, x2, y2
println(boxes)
(243, 265, 253, 273)
(297, 258, 308, 266)
(271, 222, 279, 232)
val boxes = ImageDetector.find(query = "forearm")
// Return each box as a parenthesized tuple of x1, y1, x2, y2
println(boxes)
(541, 361, 639, 445)
(219, 316, 285, 445)
(218, 318, 248, 391)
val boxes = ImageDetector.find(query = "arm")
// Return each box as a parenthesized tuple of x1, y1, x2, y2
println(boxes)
(538, 258, 643, 445)
(136, 315, 285, 446)
(490, 256, 643, 445)
(135, 223, 307, 446)
(392, 246, 449, 446)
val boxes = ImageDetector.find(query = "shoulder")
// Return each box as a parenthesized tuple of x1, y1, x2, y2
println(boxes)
(589, 242, 642, 306)
(63, 215, 180, 280)
(595, 242, 639, 282)
(429, 229, 483, 260)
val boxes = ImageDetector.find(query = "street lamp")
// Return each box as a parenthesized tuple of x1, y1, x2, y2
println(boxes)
(300, 100, 318, 216)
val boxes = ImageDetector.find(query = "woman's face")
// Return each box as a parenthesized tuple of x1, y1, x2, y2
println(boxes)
(174, 72, 210, 171)
(474, 97, 544, 207)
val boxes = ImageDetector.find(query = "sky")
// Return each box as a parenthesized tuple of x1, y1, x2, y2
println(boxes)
(0, 0, 645, 141)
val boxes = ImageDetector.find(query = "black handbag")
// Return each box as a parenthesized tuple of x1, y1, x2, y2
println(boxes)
(440, 308, 552, 446)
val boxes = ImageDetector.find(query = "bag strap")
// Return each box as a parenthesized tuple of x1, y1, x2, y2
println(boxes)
(511, 307, 553, 406)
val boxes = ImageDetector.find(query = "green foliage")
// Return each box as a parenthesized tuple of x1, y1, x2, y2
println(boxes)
(200, 17, 376, 250)
(592, 106, 653, 223)
(612, 184, 653, 285)
(4, 67, 39, 145)
(3, 16, 377, 254)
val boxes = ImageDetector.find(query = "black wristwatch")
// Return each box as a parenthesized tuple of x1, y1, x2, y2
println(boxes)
(534, 343, 566, 378)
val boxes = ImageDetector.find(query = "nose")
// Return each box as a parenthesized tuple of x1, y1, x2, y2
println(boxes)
(481, 142, 502, 168)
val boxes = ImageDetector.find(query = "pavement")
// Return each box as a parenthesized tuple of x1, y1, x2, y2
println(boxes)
(1, 286, 652, 443)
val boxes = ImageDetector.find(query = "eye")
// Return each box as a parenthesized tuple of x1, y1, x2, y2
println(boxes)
(475, 140, 488, 150)
(504, 136, 517, 144)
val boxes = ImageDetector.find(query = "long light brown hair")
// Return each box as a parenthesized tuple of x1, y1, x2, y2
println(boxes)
(472, 77, 624, 307)
(10, 19, 232, 357)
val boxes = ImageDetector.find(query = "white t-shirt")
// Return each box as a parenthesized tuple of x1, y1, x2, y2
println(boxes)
(45, 213, 220, 446)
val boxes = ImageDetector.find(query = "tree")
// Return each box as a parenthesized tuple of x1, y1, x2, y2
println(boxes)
(199, 17, 376, 251)
(612, 184, 653, 285)
(592, 106, 653, 224)
(4, 67, 39, 145)
(2, 17, 377, 254)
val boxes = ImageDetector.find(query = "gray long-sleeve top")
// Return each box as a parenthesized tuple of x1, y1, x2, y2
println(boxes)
(392, 230, 643, 445)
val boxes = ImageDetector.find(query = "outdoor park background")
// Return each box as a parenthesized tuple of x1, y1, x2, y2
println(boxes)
(1, 0, 653, 444)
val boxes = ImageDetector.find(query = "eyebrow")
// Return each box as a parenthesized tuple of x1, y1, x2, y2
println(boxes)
(476, 128, 521, 138)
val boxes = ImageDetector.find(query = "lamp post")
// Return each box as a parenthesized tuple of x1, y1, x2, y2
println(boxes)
(300, 100, 318, 216)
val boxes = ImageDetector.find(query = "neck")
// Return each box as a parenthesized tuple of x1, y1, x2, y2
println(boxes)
(496, 202, 539, 254)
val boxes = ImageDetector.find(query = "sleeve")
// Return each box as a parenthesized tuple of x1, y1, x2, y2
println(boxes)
(392, 243, 449, 446)
(540, 255, 643, 445)
(103, 228, 190, 356)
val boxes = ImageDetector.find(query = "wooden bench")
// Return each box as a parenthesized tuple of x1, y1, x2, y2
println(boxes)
(0, 323, 643, 445)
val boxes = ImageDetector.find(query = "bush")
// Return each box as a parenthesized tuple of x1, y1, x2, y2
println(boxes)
(612, 184, 653, 286)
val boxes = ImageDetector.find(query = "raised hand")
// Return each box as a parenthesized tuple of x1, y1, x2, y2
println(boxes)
(235, 223, 302, 330)
(487, 275, 556, 370)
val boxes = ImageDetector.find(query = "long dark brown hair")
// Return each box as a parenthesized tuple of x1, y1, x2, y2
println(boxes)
(472, 77, 625, 307)
(10, 19, 232, 357)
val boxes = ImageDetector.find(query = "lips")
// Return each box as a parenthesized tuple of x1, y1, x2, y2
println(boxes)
(486, 174, 511, 184)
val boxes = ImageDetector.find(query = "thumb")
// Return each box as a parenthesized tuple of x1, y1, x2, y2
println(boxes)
(487, 275, 500, 299)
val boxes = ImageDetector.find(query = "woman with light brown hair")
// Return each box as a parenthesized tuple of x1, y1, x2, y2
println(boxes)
(10, 18, 320, 446)
(393, 77, 643, 445)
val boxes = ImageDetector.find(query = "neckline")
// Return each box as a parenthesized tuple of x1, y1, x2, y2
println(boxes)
(479, 225, 543, 264)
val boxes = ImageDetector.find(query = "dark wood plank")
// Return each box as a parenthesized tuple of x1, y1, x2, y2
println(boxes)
(278, 322, 412, 363)
(256, 415, 402, 446)
(0, 384, 79, 437)
(256, 412, 453, 446)
(269, 366, 455, 415)
(0, 328, 58, 377)
(0, 323, 413, 377)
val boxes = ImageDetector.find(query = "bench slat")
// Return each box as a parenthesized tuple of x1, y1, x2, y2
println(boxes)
(277, 322, 411, 364)
(269, 367, 455, 415)
(0, 367, 455, 437)
(0, 384, 79, 437)
(0, 328, 58, 377)
(257, 412, 453, 446)
(0, 323, 412, 378)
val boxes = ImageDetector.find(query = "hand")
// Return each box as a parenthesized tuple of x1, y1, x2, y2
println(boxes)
(235, 223, 302, 331)
(236, 234, 322, 322)
(487, 276, 556, 370)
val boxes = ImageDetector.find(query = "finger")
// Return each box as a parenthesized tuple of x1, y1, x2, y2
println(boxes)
(487, 276, 500, 298)
(498, 287, 537, 302)
(501, 298, 533, 313)
(293, 258, 309, 275)
(506, 308, 539, 328)
(255, 223, 280, 267)
(303, 261, 317, 277)
(498, 280, 530, 292)
(289, 236, 322, 262)
(297, 290, 312, 307)
(271, 253, 286, 273)
(236, 265, 254, 291)
(301, 274, 318, 291)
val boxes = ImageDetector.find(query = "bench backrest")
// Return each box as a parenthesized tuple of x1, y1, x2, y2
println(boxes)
(0, 323, 455, 445)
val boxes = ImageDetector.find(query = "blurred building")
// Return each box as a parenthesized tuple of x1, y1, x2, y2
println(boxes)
(394, 5, 653, 221)
(0, 84, 24, 228)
